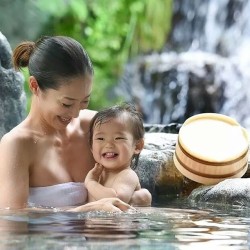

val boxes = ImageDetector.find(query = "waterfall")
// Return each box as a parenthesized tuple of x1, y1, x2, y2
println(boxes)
(116, 0, 250, 131)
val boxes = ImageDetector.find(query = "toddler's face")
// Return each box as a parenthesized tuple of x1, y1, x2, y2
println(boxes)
(92, 115, 139, 171)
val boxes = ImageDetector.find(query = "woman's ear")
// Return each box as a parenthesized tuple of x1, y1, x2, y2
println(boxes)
(134, 139, 144, 154)
(29, 76, 40, 95)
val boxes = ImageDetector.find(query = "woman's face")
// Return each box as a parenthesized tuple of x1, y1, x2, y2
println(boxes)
(38, 75, 92, 130)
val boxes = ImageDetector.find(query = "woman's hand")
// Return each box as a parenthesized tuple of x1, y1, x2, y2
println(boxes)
(69, 198, 134, 212)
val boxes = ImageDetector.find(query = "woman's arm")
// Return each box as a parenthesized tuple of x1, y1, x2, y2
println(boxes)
(0, 133, 30, 208)
(69, 198, 133, 212)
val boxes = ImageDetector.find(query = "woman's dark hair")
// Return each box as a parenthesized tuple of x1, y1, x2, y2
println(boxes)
(12, 36, 93, 90)
(89, 102, 145, 169)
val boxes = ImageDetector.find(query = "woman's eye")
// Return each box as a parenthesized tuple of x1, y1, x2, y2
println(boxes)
(82, 100, 90, 104)
(80, 102, 89, 109)
(62, 103, 72, 108)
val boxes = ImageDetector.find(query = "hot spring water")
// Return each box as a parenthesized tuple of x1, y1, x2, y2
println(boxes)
(0, 200, 249, 249)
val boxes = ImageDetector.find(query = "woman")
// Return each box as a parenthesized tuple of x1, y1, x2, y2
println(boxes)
(0, 36, 151, 212)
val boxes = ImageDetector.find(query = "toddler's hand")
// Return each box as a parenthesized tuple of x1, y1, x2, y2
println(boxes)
(85, 163, 103, 185)
(92, 163, 103, 177)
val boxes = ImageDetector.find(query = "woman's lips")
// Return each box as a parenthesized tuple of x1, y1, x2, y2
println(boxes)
(58, 116, 72, 125)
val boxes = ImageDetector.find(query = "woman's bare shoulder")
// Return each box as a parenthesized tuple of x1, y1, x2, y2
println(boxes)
(0, 128, 34, 180)
(0, 126, 35, 151)
(79, 109, 97, 129)
(79, 109, 97, 121)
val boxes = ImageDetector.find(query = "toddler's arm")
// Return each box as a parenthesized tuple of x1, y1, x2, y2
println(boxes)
(85, 163, 117, 201)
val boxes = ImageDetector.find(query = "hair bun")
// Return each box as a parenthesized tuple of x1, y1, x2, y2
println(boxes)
(12, 41, 36, 70)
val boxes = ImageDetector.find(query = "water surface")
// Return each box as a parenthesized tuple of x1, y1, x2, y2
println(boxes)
(0, 199, 249, 249)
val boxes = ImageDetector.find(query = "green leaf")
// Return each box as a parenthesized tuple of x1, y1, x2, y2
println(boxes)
(35, 0, 68, 17)
(69, 0, 87, 21)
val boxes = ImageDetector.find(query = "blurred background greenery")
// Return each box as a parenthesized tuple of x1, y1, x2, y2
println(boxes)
(1, 0, 172, 112)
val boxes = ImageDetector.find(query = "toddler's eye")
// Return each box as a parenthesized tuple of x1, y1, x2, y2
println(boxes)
(96, 137, 104, 141)
(116, 137, 125, 140)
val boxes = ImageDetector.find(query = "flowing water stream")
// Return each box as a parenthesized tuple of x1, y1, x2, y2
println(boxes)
(116, 0, 250, 131)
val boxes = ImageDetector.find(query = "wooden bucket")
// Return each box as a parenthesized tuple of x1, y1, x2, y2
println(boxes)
(173, 113, 249, 185)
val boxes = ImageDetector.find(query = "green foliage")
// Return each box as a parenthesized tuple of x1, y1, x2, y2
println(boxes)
(25, 0, 172, 111)
(22, 68, 31, 113)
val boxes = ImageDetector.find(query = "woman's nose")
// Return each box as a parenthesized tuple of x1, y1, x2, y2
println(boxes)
(70, 106, 81, 118)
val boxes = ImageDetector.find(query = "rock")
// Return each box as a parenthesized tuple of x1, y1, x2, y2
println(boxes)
(136, 132, 201, 201)
(0, 32, 26, 139)
(144, 123, 182, 134)
(0, 1, 48, 47)
(188, 178, 250, 207)
(138, 130, 250, 205)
